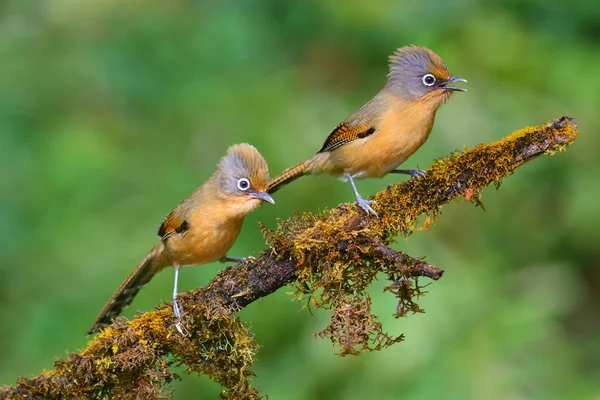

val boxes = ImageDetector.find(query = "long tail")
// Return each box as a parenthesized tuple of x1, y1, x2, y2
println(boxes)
(87, 242, 170, 334)
(267, 159, 313, 194)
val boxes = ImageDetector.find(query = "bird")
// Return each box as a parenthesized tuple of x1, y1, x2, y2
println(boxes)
(267, 45, 466, 216)
(87, 143, 274, 335)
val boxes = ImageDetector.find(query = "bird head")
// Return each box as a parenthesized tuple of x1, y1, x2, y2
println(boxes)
(386, 46, 467, 106)
(217, 143, 274, 215)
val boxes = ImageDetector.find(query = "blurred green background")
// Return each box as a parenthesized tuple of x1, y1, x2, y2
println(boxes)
(1, 1, 599, 399)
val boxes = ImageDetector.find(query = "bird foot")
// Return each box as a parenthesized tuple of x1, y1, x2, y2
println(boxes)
(391, 169, 425, 178)
(175, 321, 189, 336)
(409, 169, 426, 179)
(392, 168, 426, 179)
(172, 299, 189, 336)
(220, 255, 256, 264)
(355, 196, 378, 217)
(221, 256, 242, 263)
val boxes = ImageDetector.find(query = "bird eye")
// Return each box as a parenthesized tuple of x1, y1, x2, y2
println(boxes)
(237, 178, 250, 191)
(422, 74, 436, 86)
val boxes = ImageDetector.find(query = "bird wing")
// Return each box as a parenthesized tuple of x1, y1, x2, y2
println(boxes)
(158, 211, 189, 240)
(317, 90, 390, 153)
(318, 122, 375, 153)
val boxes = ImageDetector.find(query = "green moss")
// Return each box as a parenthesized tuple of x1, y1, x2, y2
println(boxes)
(3, 305, 260, 399)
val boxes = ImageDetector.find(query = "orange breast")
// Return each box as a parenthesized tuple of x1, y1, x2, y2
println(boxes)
(314, 99, 437, 178)
(164, 201, 246, 267)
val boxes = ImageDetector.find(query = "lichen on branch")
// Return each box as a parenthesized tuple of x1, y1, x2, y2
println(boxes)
(0, 117, 579, 400)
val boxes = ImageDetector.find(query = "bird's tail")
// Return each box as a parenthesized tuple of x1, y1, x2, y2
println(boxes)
(267, 159, 313, 194)
(87, 242, 170, 334)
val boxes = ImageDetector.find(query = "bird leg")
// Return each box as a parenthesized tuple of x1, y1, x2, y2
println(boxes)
(390, 168, 426, 178)
(347, 175, 378, 216)
(220, 255, 253, 263)
(172, 265, 188, 336)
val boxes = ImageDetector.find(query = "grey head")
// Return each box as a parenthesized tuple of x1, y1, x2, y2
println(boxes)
(216, 143, 274, 204)
(386, 45, 467, 101)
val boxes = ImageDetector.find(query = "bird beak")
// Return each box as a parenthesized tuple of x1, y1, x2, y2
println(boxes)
(251, 191, 275, 204)
(442, 76, 468, 92)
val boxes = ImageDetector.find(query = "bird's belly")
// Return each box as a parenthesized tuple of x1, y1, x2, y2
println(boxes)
(312, 104, 435, 179)
(330, 131, 426, 178)
(165, 218, 242, 267)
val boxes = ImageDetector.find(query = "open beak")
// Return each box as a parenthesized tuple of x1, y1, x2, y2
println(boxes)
(442, 76, 467, 92)
(251, 191, 275, 204)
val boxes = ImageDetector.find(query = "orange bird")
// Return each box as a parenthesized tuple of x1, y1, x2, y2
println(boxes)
(268, 46, 466, 215)
(88, 144, 274, 335)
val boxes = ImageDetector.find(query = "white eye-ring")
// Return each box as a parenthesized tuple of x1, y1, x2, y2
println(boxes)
(422, 73, 436, 86)
(237, 178, 250, 191)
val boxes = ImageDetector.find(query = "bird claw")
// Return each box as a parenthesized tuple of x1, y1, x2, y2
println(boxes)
(172, 299, 189, 336)
(408, 169, 426, 179)
(220, 255, 246, 263)
(356, 197, 378, 217)
(393, 168, 426, 179)
(175, 321, 189, 336)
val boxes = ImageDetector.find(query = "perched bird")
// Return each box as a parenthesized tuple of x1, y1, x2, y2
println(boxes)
(268, 45, 466, 215)
(88, 143, 274, 335)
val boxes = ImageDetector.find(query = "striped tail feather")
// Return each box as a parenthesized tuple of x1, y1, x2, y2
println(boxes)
(267, 159, 313, 194)
(87, 242, 170, 334)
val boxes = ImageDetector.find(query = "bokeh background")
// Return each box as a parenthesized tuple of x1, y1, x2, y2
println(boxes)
(1, 1, 599, 399)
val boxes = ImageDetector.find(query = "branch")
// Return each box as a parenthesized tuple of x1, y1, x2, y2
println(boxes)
(0, 117, 579, 400)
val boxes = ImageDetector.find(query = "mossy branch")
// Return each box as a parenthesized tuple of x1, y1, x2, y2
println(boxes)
(0, 117, 579, 399)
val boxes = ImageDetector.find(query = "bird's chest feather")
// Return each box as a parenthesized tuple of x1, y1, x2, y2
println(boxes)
(343, 102, 436, 178)
(165, 204, 245, 267)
